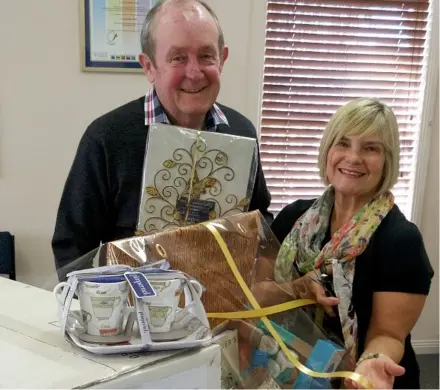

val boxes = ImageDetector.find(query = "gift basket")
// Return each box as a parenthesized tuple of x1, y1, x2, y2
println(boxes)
(136, 123, 258, 233)
(64, 210, 371, 388)
(52, 262, 212, 355)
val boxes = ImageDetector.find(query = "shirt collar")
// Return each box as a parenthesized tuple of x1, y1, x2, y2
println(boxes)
(144, 88, 229, 131)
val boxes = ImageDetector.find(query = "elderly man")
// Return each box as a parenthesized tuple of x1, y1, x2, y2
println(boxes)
(52, 0, 272, 275)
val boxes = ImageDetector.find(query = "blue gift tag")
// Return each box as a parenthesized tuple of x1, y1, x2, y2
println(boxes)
(124, 272, 157, 299)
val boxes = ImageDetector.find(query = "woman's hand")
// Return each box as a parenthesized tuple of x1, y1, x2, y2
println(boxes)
(345, 355, 405, 389)
(252, 269, 339, 311)
(303, 270, 339, 317)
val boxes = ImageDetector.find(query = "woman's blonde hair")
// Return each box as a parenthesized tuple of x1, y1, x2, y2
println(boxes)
(318, 98, 400, 195)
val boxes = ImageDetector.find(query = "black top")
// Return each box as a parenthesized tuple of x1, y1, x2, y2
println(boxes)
(52, 96, 273, 274)
(271, 199, 434, 389)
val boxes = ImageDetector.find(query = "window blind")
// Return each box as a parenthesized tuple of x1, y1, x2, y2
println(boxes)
(260, 0, 432, 218)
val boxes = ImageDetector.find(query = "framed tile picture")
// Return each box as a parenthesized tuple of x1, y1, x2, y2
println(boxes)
(80, 0, 158, 72)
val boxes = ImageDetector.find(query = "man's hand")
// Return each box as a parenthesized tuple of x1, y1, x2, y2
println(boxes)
(345, 355, 405, 389)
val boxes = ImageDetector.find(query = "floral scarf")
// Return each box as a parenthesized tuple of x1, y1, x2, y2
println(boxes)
(274, 186, 394, 361)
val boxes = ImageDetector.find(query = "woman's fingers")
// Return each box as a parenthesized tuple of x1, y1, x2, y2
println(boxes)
(314, 286, 339, 316)
(384, 360, 405, 377)
(344, 378, 361, 389)
(304, 272, 340, 316)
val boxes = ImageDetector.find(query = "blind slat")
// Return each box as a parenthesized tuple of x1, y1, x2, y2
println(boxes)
(265, 36, 426, 47)
(262, 79, 423, 90)
(262, 102, 421, 115)
(267, 1, 430, 12)
(266, 26, 427, 40)
(266, 12, 427, 24)
(265, 44, 425, 56)
(265, 62, 423, 74)
(265, 50, 424, 63)
(261, 94, 420, 104)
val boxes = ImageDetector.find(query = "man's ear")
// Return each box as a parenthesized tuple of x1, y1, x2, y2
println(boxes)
(139, 53, 156, 83)
(219, 45, 229, 71)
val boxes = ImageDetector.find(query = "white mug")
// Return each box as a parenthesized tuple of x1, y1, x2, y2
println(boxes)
(53, 275, 129, 337)
(142, 278, 202, 333)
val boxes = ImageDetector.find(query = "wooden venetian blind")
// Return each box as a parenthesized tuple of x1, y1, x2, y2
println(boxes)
(260, 0, 432, 218)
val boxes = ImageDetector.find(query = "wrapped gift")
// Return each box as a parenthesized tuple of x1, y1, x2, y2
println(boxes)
(98, 211, 277, 328)
(65, 211, 368, 389)
(136, 123, 258, 233)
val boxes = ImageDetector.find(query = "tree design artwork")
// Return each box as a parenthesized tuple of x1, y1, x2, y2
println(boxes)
(143, 139, 250, 232)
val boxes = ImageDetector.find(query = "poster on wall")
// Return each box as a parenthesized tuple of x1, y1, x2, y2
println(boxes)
(80, 0, 158, 72)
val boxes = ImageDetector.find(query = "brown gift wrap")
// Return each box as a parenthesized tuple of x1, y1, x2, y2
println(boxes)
(97, 210, 278, 328)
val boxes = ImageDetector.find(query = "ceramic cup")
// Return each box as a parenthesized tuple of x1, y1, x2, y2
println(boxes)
(53, 275, 129, 337)
(142, 278, 203, 333)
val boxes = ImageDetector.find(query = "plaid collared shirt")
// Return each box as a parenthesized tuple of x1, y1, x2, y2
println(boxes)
(144, 88, 229, 131)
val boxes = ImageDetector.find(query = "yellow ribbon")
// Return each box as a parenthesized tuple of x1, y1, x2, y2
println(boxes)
(207, 299, 315, 319)
(202, 221, 373, 389)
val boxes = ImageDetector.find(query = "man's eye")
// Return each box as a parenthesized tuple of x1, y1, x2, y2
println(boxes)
(172, 56, 186, 62)
(201, 54, 216, 61)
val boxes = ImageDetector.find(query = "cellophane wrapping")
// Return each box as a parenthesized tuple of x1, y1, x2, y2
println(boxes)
(60, 210, 353, 388)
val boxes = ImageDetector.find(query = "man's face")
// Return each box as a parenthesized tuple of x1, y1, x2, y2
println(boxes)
(140, 4, 228, 127)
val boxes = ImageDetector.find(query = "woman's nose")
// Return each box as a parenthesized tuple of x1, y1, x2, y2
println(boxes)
(345, 148, 362, 163)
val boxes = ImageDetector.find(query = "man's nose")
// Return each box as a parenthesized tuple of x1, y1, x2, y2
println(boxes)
(185, 58, 203, 80)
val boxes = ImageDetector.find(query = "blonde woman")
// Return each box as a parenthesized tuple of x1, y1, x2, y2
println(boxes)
(271, 99, 433, 389)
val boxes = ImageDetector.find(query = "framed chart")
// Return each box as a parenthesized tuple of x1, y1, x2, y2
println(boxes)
(80, 0, 158, 72)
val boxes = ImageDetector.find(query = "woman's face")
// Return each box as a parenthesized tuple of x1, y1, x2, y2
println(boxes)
(326, 134, 386, 200)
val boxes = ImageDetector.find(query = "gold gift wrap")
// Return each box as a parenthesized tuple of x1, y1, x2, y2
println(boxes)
(97, 211, 279, 327)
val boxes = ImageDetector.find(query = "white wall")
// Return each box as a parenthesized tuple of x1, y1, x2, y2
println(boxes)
(411, 82, 439, 354)
(0, 0, 438, 350)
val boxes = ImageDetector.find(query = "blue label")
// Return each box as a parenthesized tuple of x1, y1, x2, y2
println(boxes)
(124, 272, 157, 298)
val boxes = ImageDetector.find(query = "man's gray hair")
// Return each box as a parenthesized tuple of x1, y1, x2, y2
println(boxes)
(140, 0, 225, 66)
